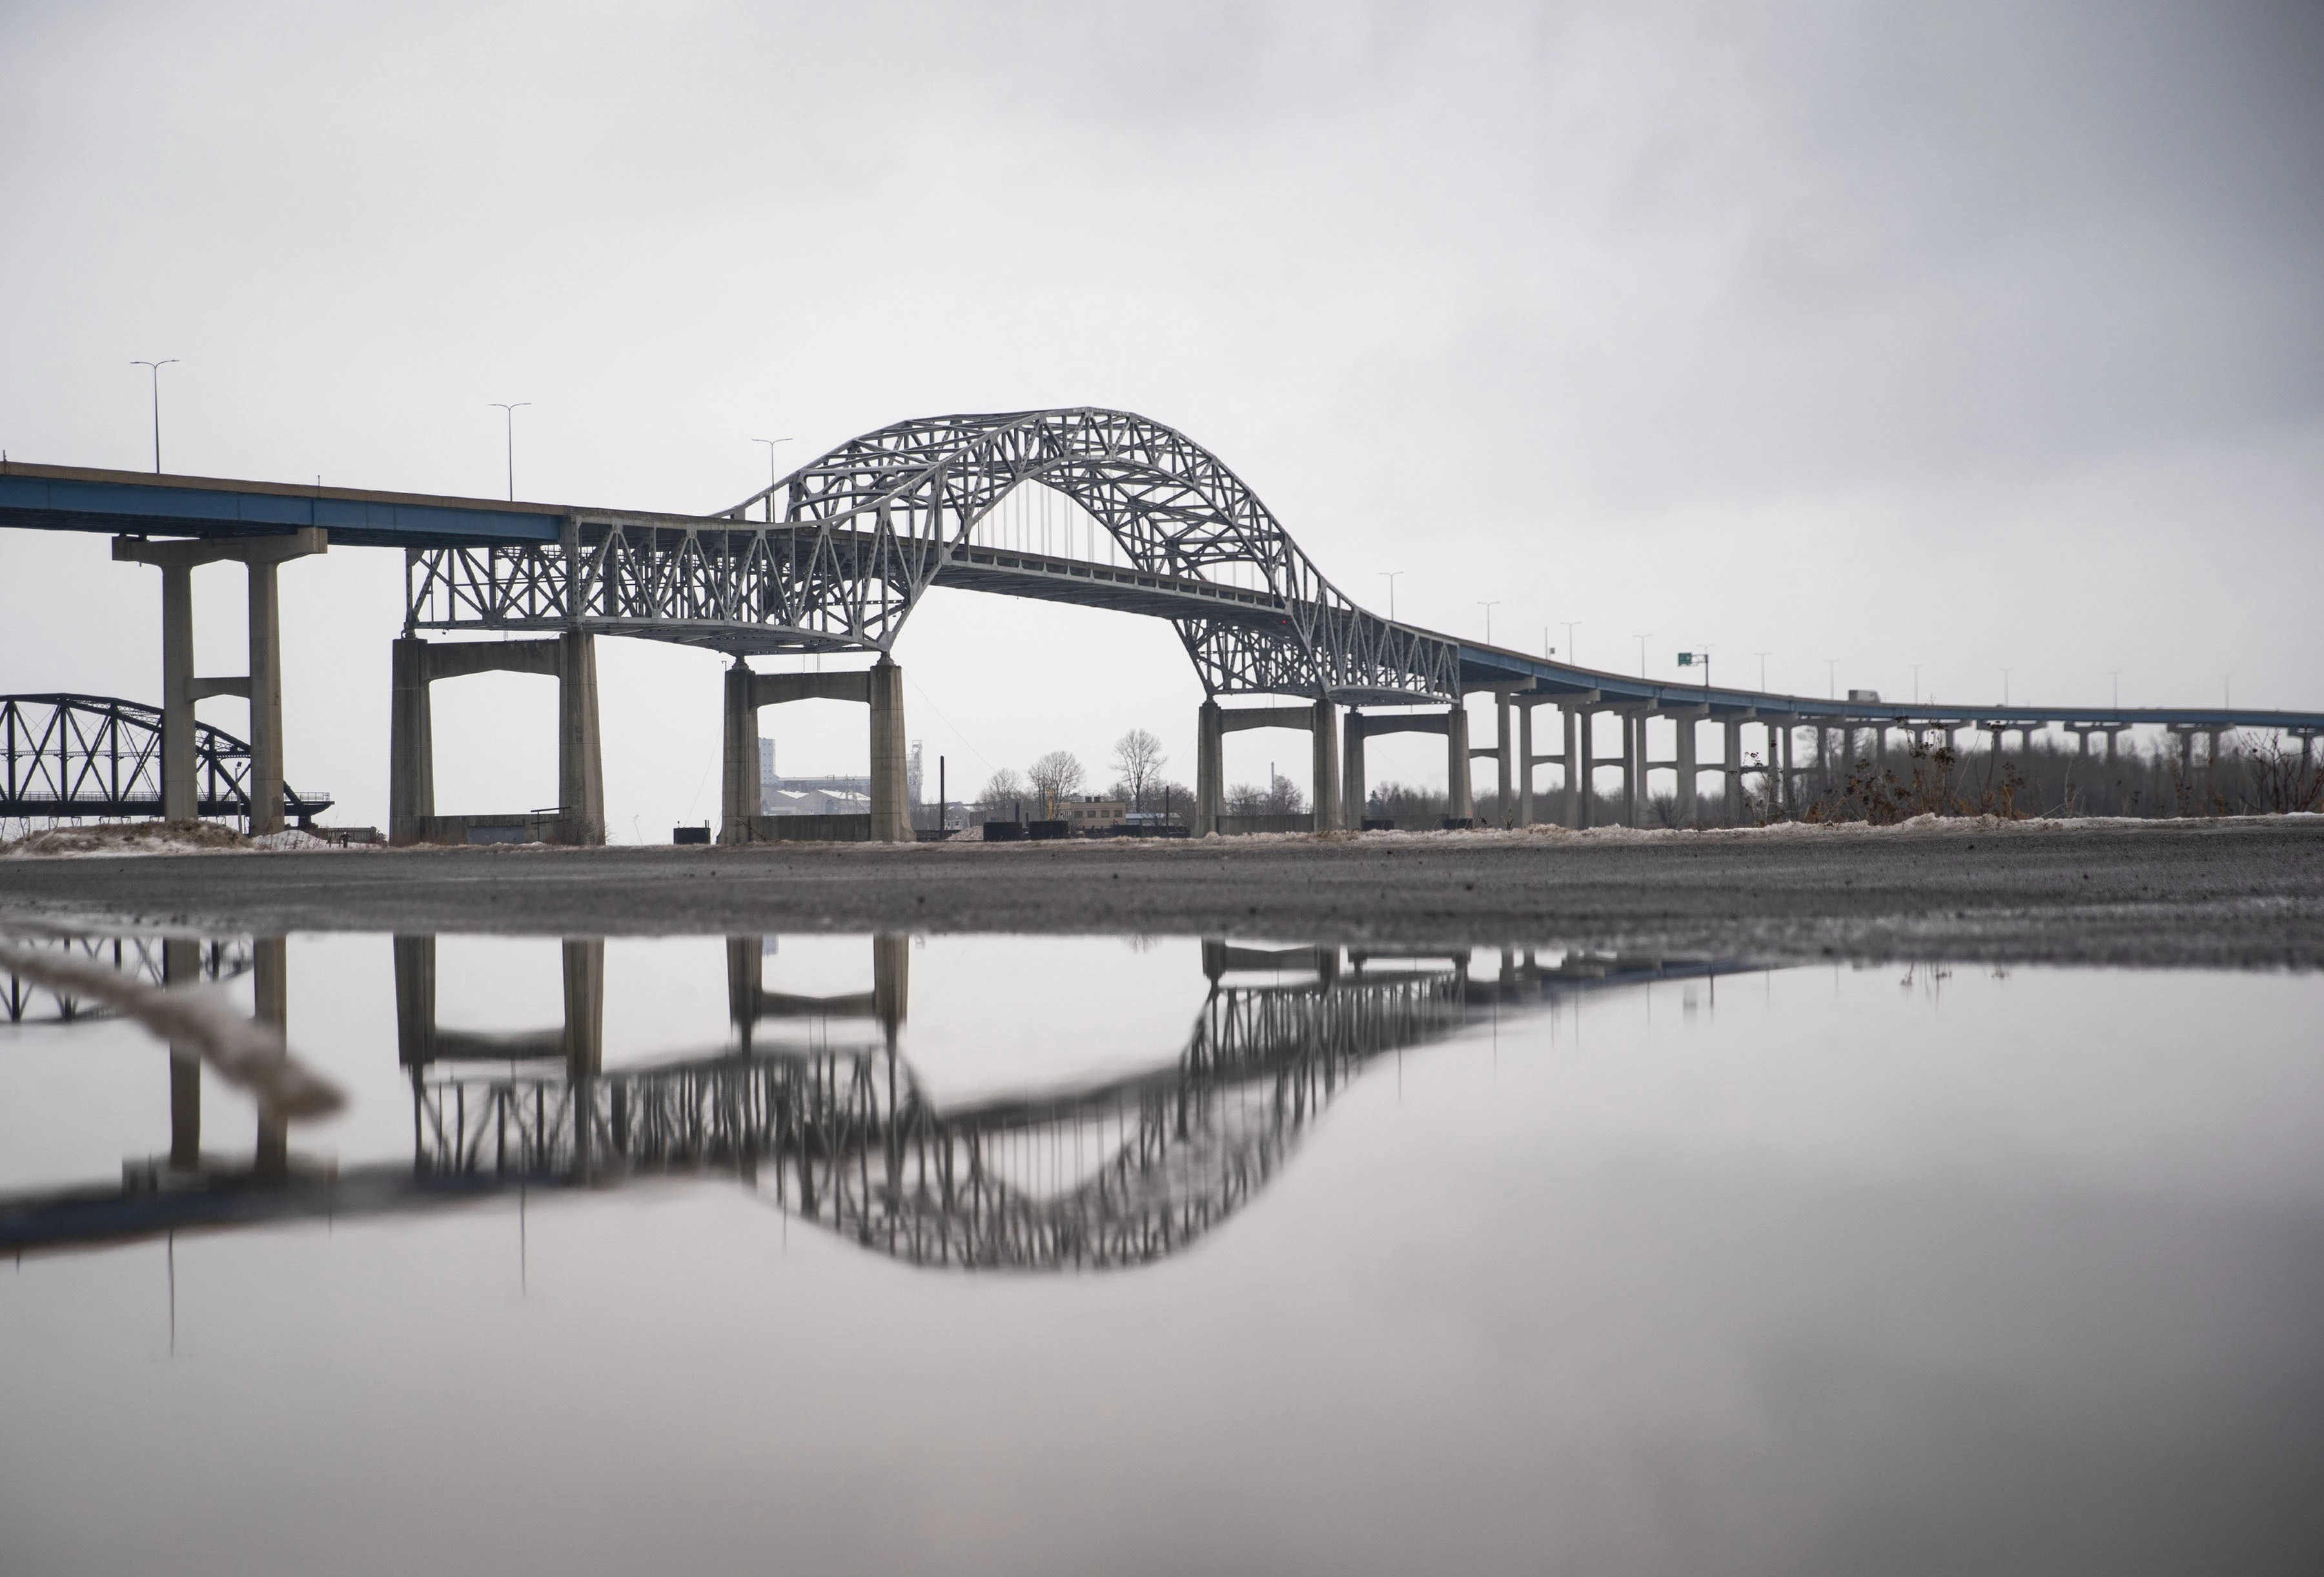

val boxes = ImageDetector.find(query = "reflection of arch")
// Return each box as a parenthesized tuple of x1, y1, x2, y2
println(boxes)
(413, 950, 1472, 1270)
(0, 693, 331, 824)
(0, 941, 1754, 1261)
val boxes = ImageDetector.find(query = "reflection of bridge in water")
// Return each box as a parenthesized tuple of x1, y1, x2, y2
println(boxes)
(1, 936, 1749, 1267)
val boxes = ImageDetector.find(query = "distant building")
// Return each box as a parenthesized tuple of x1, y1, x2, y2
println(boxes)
(759, 737, 872, 815)
(1057, 794, 1126, 830)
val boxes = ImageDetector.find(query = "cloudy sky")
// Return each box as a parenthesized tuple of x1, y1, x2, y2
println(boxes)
(4, 1, 2319, 831)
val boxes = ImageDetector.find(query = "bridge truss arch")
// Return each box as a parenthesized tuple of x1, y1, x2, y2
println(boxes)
(409, 410, 1460, 704)
(0, 693, 331, 826)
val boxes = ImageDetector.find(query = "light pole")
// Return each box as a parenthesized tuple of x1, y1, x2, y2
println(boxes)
(1562, 622, 1582, 667)
(2110, 669, 2121, 709)
(1910, 664, 1922, 706)
(1824, 658, 1838, 699)
(752, 436, 791, 489)
(1380, 571, 1403, 621)
(2000, 667, 2012, 705)
(1634, 634, 1653, 679)
(131, 360, 178, 474)
(1753, 651, 1771, 691)
(1478, 601, 1500, 644)
(489, 402, 531, 502)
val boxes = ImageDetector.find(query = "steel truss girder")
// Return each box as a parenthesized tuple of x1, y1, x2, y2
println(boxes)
(403, 409, 1462, 700)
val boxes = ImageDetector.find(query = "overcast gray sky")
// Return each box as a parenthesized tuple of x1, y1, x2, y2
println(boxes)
(5, 0, 2320, 833)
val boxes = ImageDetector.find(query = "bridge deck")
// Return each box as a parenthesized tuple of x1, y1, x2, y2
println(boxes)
(8, 460, 2319, 731)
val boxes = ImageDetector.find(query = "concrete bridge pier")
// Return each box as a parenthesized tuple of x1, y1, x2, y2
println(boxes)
(1622, 712, 1644, 828)
(1203, 699, 1339, 833)
(1563, 707, 1585, 828)
(1310, 700, 1341, 832)
(1777, 722, 1795, 814)
(1674, 710, 1700, 826)
(1341, 709, 1366, 828)
(1724, 718, 1744, 822)
(1196, 699, 1224, 835)
(1515, 700, 1536, 825)
(1494, 694, 1515, 826)
(391, 633, 606, 845)
(1446, 702, 1474, 821)
(719, 658, 910, 844)
(114, 528, 326, 829)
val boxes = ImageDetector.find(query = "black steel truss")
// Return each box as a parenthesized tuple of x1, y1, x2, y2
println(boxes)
(0, 693, 331, 824)
(405, 409, 1462, 702)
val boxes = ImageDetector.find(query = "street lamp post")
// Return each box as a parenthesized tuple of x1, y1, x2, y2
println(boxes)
(1562, 622, 1582, 667)
(1634, 635, 1653, 679)
(1753, 651, 1771, 691)
(753, 437, 791, 488)
(489, 402, 531, 502)
(1478, 601, 1500, 644)
(1380, 571, 1403, 621)
(131, 360, 178, 474)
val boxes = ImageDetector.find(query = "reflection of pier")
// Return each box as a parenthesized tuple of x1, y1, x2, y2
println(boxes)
(1, 937, 1749, 1265)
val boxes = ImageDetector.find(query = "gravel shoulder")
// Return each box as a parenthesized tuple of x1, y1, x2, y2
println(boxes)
(5, 815, 2322, 968)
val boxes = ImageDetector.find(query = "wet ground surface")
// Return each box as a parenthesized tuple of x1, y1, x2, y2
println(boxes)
(3, 930, 2321, 1576)
(4, 817, 2321, 966)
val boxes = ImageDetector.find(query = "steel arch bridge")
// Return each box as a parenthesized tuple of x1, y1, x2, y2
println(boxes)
(0, 693, 332, 824)
(407, 409, 1462, 704)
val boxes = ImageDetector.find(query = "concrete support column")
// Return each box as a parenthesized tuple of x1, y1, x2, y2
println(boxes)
(1675, 716, 1698, 826)
(868, 657, 910, 844)
(253, 936, 287, 1174)
(719, 660, 759, 844)
(1622, 714, 1642, 828)
(1196, 699, 1223, 835)
(1778, 724, 1795, 815)
(247, 562, 285, 833)
(873, 932, 910, 1043)
(1494, 694, 1514, 826)
(1724, 719, 1743, 824)
(726, 935, 762, 1036)
(161, 565, 196, 821)
(1310, 700, 1340, 833)
(1445, 702, 1473, 820)
(1565, 709, 1584, 829)
(1342, 709, 1366, 828)
(1516, 703, 1535, 826)
(388, 637, 436, 846)
(562, 938, 606, 1075)
(393, 935, 437, 1068)
(556, 632, 606, 845)
(164, 937, 201, 1169)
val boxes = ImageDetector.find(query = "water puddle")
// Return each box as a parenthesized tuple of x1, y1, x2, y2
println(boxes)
(5, 932, 2321, 1574)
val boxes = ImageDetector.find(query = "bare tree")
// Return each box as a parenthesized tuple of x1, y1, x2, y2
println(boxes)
(1109, 727, 1167, 811)
(977, 767, 1028, 817)
(1026, 750, 1085, 815)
